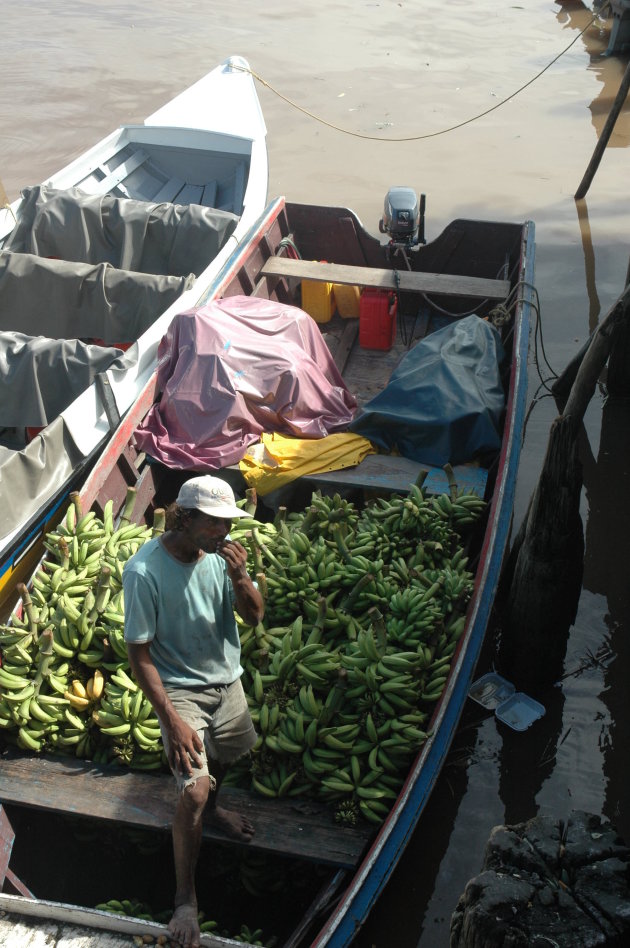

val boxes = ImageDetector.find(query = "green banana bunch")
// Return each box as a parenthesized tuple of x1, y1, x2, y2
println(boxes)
(92, 672, 161, 754)
(93, 897, 154, 919)
(3, 471, 481, 821)
(297, 490, 360, 541)
(0, 487, 169, 767)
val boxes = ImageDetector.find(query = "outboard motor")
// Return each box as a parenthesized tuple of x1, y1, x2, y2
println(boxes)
(379, 187, 426, 253)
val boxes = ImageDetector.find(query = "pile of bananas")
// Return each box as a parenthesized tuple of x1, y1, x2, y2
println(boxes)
(227, 472, 485, 825)
(0, 489, 166, 768)
(0, 468, 485, 827)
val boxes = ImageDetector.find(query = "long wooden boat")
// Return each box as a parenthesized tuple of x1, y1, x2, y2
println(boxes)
(0, 195, 535, 947)
(0, 55, 268, 617)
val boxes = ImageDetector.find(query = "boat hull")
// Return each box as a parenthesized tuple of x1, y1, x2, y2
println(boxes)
(0, 56, 268, 615)
(0, 196, 535, 947)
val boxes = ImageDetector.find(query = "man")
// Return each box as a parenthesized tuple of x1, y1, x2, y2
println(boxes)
(122, 474, 264, 948)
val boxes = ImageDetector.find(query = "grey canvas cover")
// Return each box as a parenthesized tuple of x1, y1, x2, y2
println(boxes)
(0, 185, 240, 544)
(0, 252, 194, 345)
(0, 333, 123, 427)
(4, 185, 239, 277)
(0, 415, 90, 539)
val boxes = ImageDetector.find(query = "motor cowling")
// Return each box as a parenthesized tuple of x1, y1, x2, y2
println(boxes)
(379, 187, 421, 244)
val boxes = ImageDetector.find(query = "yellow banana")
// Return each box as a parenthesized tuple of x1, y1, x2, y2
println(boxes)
(64, 691, 90, 711)
(72, 679, 88, 699)
(91, 668, 104, 700)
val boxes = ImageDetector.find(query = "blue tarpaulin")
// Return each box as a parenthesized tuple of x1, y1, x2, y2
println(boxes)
(348, 315, 506, 466)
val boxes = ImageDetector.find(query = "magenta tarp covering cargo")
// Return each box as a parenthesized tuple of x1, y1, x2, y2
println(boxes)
(133, 295, 358, 469)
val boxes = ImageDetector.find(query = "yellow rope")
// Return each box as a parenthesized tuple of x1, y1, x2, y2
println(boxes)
(234, 9, 607, 143)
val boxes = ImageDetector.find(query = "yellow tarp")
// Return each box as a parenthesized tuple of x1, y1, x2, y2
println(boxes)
(239, 431, 376, 495)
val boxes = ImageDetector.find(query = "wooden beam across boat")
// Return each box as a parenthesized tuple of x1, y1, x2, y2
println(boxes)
(305, 455, 488, 497)
(260, 257, 510, 300)
(0, 753, 372, 869)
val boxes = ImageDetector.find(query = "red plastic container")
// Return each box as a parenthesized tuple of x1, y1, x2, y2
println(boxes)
(359, 289, 398, 350)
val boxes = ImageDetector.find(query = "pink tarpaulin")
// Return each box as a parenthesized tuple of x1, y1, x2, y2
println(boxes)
(133, 295, 358, 469)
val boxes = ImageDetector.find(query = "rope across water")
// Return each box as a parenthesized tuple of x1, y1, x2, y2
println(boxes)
(231, 9, 607, 143)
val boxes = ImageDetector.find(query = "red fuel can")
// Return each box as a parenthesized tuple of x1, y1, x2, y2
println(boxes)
(359, 289, 398, 350)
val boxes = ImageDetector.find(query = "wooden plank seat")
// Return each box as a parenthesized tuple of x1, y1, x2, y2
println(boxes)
(0, 754, 373, 869)
(151, 178, 219, 208)
(172, 183, 204, 206)
(260, 257, 510, 300)
(151, 176, 185, 203)
(92, 149, 149, 196)
(304, 454, 488, 497)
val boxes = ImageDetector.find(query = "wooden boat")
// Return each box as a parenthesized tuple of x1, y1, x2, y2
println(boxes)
(0, 195, 535, 947)
(0, 55, 268, 617)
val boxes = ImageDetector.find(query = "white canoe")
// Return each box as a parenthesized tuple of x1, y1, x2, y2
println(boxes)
(0, 55, 267, 612)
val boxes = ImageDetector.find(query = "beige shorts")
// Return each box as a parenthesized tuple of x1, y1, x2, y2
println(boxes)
(161, 678, 257, 792)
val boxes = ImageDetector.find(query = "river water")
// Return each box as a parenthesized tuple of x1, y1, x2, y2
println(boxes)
(2, 1, 629, 945)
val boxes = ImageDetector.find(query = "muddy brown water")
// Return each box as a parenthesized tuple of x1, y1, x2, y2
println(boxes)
(2, 2, 629, 945)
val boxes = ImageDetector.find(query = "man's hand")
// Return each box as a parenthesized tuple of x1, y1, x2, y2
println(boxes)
(127, 641, 205, 775)
(217, 539, 264, 627)
(216, 538, 249, 578)
(166, 714, 204, 778)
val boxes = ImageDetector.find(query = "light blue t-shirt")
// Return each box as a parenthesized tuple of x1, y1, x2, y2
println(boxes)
(122, 536, 242, 688)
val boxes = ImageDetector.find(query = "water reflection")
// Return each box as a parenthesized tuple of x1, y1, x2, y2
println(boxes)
(581, 396, 630, 842)
(498, 685, 566, 826)
(575, 200, 601, 329)
(556, 1, 630, 146)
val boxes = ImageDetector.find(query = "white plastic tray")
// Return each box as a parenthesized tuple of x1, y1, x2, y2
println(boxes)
(469, 673, 545, 731)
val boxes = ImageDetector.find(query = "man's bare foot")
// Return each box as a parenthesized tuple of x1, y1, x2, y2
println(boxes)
(208, 804, 255, 841)
(169, 903, 200, 948)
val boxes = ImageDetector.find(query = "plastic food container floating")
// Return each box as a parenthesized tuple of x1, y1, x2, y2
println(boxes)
(469, 672, 515, 710)
(469, 672, 545, 731)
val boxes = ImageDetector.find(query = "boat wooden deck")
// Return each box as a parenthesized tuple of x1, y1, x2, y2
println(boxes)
(0, 752, 372, 869)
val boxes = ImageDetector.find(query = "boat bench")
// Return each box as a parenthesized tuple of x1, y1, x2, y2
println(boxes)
(260, 257, 511, 300)
(90, 140, 247, 212)
(0, 754, 373, 870)
(305, 454, 488, 497)
(92, 149, 150, 197)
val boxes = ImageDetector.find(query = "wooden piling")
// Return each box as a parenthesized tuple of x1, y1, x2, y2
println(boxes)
(498, 415, 584, 691)
(499, 282, 630, 690)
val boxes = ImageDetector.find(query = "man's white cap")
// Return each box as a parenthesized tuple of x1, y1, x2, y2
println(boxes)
(176, 476, 251, 519)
